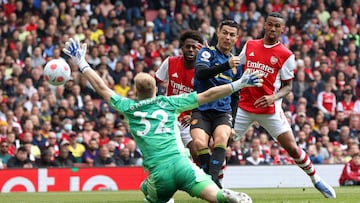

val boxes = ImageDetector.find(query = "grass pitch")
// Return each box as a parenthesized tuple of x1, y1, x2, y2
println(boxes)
(0, 187, 358, 203)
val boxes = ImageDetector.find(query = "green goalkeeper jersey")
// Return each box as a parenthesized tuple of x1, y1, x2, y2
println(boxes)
(109, 92, 199, 171)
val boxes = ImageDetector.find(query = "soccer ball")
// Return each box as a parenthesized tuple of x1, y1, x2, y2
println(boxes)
(43, 59, 71, 86)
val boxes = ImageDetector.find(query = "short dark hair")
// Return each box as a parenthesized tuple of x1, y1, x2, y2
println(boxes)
(218, 20, 240, 32)
(179, 30, 203, 47)
(267, 12, 284, 20)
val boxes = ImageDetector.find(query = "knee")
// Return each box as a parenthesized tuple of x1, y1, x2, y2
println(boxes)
(192, 138, 208, 150)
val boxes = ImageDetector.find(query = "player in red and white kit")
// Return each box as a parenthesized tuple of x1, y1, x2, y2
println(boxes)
(155, 30, 203, 160)
(233, 12, 336, 198)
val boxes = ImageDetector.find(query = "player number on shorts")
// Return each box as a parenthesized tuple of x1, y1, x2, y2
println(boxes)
(134, 110, 170, 136)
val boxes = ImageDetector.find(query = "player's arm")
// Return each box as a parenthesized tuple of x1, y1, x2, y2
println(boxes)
(195, 48, 240, 80)
(197, 69, 263, 105)
(155, 57, 169, 82)
(62, 38, 115, 103)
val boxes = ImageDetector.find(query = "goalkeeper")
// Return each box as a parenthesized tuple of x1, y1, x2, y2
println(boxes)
(63, 38, 262, 203)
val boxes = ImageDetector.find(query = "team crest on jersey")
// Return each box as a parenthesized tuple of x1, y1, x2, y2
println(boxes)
(270, 56, 278, 65)
(200, 51, 211, 62)
(191, 119, 198, 125)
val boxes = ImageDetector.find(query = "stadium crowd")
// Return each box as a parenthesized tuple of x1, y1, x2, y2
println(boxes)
(0, 0, 359, 173)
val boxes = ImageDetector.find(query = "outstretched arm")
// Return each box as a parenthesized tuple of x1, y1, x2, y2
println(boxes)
(197, 69, 263, 105)
(63, 39, 115, 103)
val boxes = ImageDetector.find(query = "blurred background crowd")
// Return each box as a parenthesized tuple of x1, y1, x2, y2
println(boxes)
(0, 0, 360, 169)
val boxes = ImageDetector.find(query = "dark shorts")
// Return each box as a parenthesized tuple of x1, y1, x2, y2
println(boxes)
(190, 109, 233, 136)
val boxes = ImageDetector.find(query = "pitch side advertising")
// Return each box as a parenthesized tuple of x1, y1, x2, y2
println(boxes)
(0, 167, 148, 193)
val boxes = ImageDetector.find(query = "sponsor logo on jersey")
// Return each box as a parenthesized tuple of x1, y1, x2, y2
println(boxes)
(246, 60, 275, 78)
(171, 72, 178, 78)
(270, 56, 278, 65)
(249, 52, 255, 56)
(200, 51, 211, 62)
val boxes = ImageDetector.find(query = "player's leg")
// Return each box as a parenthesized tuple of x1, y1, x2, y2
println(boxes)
(210, 123, 232, 188)
(140, 167, 177, 202)
(190, 110, 211, 173)
(179, 123, 199, 163)
(259, 111, 336, 198)
(179, 158, 252, 203)
(233, 108, 254, 141)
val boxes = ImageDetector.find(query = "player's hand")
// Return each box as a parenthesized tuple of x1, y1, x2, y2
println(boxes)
(62, 38, 89, 72)
(239, 69, 263, 88)
(229, 69, 263, 92)
(254, 95, 276, 108)
(180, 115, 191, 128)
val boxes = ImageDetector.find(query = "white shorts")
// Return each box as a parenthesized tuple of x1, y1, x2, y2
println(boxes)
(178, 121, 192, 147)
(233, 107, 292, 140)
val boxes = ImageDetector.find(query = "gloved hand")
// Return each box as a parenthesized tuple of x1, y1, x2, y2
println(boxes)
(230, 69, 263, 92)
(62, 38, 90, 72)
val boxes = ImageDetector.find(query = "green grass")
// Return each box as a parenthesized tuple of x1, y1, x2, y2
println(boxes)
(0, 187, 358, 203)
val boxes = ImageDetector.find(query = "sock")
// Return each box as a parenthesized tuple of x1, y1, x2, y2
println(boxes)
(216, 189, 227, 203)
(209, 145, 226, 188)
(197, 148, 210, 173)
(294, 148, 321, 184)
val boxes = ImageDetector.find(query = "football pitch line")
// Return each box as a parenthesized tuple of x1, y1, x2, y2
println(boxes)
(0, 187, 358, 203)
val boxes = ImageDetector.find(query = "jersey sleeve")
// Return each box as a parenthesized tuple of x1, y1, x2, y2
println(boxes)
(109, 94, 131, 113)
(238, 42, 248, 65)
(280, 54, 295, 81)
(167, 92, 199, 113)
(155, 57, 169, 82)
(195, 47, 213, 68)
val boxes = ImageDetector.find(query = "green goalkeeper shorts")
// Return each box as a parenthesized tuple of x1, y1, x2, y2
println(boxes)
(140, 156, 214, 203)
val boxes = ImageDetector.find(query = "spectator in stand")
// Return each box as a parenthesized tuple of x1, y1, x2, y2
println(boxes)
(303, 77, 320, 112)
(114, 75, 131, 97)
(45, 132, 60, 157)
(82, 120, 100, 146)
(98, 126, 110, 146)
(339, 152, 360, 186)
(54, 142, 74, 167)
(317, 82, 337, 121)
(308, 144, 324, 164)
(0, 141, 11, 168)
(268, 143, 288, 165)
(292, 70, 309, 101)
(35, 148, 59, 168)
(7, 146, 33, 168)
(31, 125, 47, 149)
(94, 144, 116, 167)
(315, 138, 330, 162)
(328, 119, 340, 142)
(348, 115, 359, 139)
(226, 140, 243, 165)
(328, 146, 346, 164)
(153, 9, 171, 38)
(339, 126, 351, 151)
(245, 147, 268, 165)
(68, 133, 86, 163)
(82, 138, 99, 167)
(116, 147, 136, 166)
(337, 87, 355, 119)
(345, 142, 360, 162)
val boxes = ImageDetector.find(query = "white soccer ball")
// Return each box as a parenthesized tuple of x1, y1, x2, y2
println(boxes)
(43, 59, 71, 86)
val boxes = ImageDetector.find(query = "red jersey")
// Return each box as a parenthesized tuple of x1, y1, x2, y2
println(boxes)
(339, 159, 360, 185)
(318, 91, 336, 113)
(238, 39, 295, 114)
(155, 56, 194, 119)
(337, 100, 355, 117)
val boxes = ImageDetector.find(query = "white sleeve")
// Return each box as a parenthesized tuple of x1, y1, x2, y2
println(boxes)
(238, 42, 247, 65)
(280, 54, 295, 81)
(353, 100, 360, 114)
(337, 102, 344, 112)
(155, 57, 169, 82)
(332, 94, 337, 111)
(317, 92, 329, 114)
